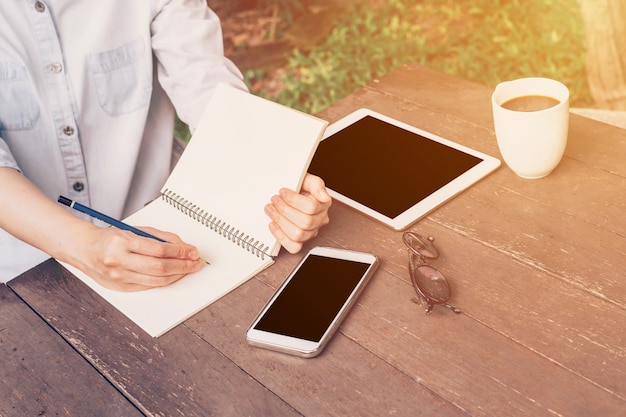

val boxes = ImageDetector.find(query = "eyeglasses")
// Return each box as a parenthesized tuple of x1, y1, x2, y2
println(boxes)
(402, 232, 461, 314)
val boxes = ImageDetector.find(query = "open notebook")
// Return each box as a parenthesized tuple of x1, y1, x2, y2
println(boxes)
(62, 84, 328, 337)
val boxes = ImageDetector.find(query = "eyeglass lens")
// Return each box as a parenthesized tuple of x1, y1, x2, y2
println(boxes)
(403, 232, 461, 314)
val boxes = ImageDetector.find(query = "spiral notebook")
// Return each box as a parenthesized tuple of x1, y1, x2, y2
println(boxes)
(63, 84, 328, 337)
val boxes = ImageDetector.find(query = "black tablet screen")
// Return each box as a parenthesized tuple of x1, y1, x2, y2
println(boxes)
(309, 115, 482, 219)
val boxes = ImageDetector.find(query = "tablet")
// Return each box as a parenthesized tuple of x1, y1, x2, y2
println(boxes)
(308, 109, 501, 230)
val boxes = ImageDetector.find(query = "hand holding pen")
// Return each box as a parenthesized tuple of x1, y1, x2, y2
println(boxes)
(58, 196, 207, 291)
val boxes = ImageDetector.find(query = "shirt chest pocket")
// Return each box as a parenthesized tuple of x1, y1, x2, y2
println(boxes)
(88, 38, 152, 116)
(0, 62, 41, 131)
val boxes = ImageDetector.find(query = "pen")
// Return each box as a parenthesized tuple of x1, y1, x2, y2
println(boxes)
(58, 196, 209, 264)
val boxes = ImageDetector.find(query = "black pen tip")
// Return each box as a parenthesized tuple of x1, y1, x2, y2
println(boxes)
(58, 196, 72, 206)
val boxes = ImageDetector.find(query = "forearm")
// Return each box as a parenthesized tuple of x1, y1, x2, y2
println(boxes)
(0, 167, 98, 266)
(0, 167, 203, 291)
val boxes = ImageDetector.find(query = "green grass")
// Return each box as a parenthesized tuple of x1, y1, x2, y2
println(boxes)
(177, 0, 588, 140)
(246, 0, 589, 114)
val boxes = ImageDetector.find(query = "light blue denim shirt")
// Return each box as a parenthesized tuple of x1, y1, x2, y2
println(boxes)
(0, 0, 247, 280)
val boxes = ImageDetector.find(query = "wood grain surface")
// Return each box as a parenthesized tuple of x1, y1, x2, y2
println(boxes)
(6, 64, 625, 417)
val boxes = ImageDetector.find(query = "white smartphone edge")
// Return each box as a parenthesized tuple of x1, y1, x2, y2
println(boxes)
(246, 246, 379, 358)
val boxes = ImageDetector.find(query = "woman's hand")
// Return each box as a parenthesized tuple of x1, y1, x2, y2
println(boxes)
(264, 173, 332, 253)
(74, 226, 204, 292)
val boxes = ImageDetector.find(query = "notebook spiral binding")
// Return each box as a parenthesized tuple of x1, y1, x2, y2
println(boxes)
(161, 189, 274, 260)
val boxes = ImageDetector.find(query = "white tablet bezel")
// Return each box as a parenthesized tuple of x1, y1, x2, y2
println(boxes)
(318, 108, 501, 230)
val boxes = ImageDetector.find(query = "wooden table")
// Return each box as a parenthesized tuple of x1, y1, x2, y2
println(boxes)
(4, 64, 625, 417)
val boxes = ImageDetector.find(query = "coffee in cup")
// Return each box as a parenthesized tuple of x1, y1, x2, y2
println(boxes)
(491, 78, 569, 179)
(501, 95, 560, 112)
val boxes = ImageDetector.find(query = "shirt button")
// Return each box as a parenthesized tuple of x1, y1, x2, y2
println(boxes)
(72, 182, 85, 192)
(35, 1, 46, 12)
(50, 63, 63, 73)
(63, 125, 75, 136)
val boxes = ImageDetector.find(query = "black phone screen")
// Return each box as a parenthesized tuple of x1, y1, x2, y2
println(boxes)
(253, 255, 371, 342)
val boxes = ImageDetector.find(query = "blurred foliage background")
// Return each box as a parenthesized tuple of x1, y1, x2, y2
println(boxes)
(178, 0, 589, 140)
(247, 0, 589, 112)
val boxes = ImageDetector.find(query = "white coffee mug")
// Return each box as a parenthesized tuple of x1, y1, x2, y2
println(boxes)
(491, 77, 569, 179)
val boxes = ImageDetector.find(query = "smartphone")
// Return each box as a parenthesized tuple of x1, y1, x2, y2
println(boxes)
(246, 246, 379, 358)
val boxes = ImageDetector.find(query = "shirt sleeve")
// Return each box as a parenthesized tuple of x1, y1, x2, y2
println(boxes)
(150, 0, 249, 132)
(0, 137, 21, 171)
